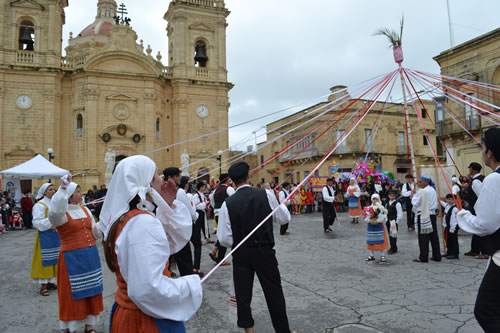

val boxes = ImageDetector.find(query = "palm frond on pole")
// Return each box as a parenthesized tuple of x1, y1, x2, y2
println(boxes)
(373, 15, 416, 179)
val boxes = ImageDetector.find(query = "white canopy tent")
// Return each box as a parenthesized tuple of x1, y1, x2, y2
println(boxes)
(0, 154, 68, 179)
(0, 154, 69, 202)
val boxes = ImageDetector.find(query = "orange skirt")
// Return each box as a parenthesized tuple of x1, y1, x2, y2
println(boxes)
(57, 251, 104, 321)
(367, 227, 389, 251)
(111, 305, 160, 333)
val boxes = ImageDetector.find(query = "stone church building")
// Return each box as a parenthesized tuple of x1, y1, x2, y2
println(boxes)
(0, 0, 232, 190)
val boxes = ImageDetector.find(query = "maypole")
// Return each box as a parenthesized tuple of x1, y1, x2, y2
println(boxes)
(374, 16, 417, 179)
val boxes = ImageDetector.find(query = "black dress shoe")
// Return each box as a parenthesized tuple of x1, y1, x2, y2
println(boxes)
(446, 255, 459, 259)
(430, 257, 441, 262)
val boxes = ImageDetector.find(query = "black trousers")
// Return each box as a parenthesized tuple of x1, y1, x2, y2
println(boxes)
(385, 221, 398, 252)
(417, 214, 442, 262)
(23, 212, 33, 228)
(471, 234, 485, 255)
(446, 227, 459, 257)
(475, 259, 500, 332)
(233, 246, 291, 332)
(214, 215, 227, 261)
(173, 242, 193, 276)
(191, 212, 204, 270)
(280, 206, 291, 234)
(322, 201, 336, 230)
(404, 197, 414, 228)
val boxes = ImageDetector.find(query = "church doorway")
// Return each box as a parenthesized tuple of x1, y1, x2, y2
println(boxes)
(114, 155, 127, 172)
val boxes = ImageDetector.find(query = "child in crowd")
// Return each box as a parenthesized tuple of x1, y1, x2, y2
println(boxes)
(440, 194, 460, 259)
(364, 194, 389, 262)
(384, 190, 403, 254)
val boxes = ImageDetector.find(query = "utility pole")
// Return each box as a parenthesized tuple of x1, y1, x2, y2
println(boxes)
(446, 0, 455, 47)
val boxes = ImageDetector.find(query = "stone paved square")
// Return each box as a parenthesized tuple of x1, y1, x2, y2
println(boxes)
(0, 212, 485, 332)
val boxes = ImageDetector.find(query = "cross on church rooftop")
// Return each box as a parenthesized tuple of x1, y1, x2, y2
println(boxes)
(114, 3, 131, 25)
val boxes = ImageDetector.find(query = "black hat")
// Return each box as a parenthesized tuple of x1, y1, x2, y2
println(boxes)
(219, 173, 230, 182)
(468, 162, 482, 172)
(326, 178, 334, 182)
(483, 128, 500, 162)
(228, 162, 249, 183)
(388, 189, 398, 195)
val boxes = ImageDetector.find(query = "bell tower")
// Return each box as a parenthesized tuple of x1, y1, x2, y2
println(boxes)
(0, 0, 68, 67)
(164, 0, 229, 82)
(164, 0, 233, 175)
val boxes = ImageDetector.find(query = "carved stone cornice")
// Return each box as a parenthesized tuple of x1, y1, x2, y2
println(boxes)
(173, 98, 189, 108)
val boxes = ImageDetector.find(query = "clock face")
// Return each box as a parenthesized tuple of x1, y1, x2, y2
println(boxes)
(16, 95, 32, 110)
(196, 104, 209, 118)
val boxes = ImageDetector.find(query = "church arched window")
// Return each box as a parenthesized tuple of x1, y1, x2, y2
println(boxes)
(156, 118, 161, 140)
(194, 41, 208, 67)
(76, 114, 83, 137)
(19, 20, 35, 51)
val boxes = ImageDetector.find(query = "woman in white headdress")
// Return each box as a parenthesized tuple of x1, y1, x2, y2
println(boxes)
(97, 155, 202, 333)
(346, 177, 362, 223)
(49, 177, 104, 333)
(30, 183, 59, 296)
(451, 176, 462, 199)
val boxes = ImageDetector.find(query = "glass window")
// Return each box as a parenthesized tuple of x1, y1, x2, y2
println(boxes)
(76, 114, 83, 137)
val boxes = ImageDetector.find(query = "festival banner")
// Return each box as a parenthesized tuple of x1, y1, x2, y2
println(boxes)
(309, 176, 328, 192)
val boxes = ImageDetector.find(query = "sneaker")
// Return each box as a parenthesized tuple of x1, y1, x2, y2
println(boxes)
(380, 256, 386, 262)
(365, 256, 375, 261)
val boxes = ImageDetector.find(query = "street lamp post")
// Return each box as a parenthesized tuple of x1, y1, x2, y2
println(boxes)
(47, 148, 54, 182)
(217, 150, 223, 178)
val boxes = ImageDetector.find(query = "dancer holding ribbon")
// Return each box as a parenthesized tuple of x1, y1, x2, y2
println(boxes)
(49, 175, 104, 333)
(30, 183, 59, 296)
(217, 161, 294, 333)
(98, 155, 202, 333)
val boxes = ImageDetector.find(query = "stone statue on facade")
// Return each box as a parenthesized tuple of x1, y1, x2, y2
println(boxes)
(104, 148, 116, 186)
(181, 149, 190, 176)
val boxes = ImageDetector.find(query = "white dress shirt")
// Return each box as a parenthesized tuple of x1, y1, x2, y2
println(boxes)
(411, 185, 438, 213)
(278, 188, 290, 205)
(217, 185, 291, 248)
(32, 197, 53, 232)
(322, 186, 335, 203)
(401, 183, 414, 198)
(177, 188, 198, 222)
(471, 173, 484, 196)
(440, 201, 459, 232)
(115, 204, 202, 321)
(452, 184, 461, 196)
(458, 167, 500, 264)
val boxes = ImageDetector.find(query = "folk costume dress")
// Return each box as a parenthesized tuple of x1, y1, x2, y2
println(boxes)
(365, 209, 389, 252)
(97, 155, 202, 333)
(30, 183, 59, 285)
(347, 183, 362, 217)
(49, 183, 104, 331)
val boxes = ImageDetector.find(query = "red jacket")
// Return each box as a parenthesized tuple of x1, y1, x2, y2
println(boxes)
(20, 196, 33, 213)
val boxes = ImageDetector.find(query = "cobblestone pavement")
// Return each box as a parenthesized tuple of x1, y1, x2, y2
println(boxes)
(0, 212, 485, 333)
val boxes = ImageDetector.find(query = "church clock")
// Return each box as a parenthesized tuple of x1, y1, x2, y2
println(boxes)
(196, 104, 209, 118)
(16, 95, 32, 110)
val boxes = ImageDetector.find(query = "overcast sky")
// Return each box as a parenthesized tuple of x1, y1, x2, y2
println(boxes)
(63, 0, 500, 150)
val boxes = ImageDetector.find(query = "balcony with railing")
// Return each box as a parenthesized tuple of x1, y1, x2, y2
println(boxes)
(16, 51, 35, 64)
(282, 147, 320, 161)
(436, 116, 480, 136)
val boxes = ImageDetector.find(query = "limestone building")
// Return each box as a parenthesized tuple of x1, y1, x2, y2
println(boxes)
(253, 86, 438, 185)
(0, 0, 232, 190)
(433, 28, 500, 175)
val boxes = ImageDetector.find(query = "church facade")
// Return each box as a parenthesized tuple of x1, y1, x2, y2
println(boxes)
(0, 0, 232, 190)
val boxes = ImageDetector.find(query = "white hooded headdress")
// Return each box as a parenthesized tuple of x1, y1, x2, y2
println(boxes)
(98, 155, 157, 240)
(36, 183, 53, 200)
